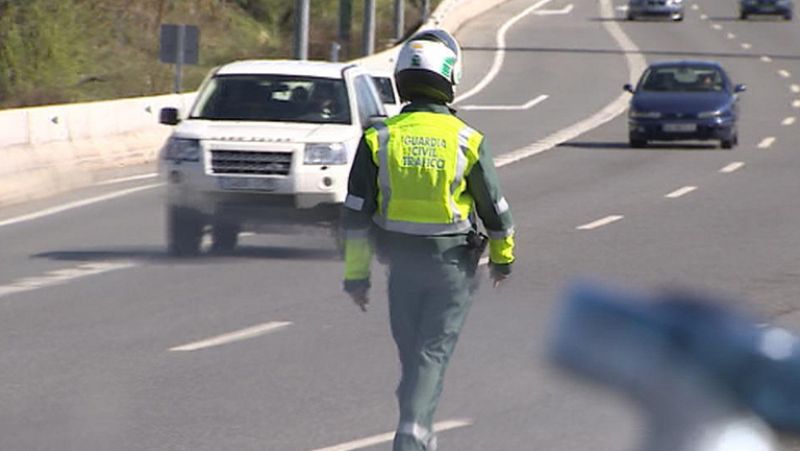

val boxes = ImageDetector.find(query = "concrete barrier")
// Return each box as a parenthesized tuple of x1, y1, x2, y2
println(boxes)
(0, 0, 509, 208)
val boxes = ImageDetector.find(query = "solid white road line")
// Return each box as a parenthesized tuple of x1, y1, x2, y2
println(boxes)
(665, 186, 697, 199)
(94, 173, 159, 186)
(494, 0, 647, 167)
(741, 43, 752, 50)
(791, 84, 800, 94)
(170, 321, 293, 352)
(453, 0, 554, 104)
(720, 162, 745, 173)
(461, 94, 549, 111)
(761, 56, 773, 63)
(758, 137, 776, 149)
(0, 261, 137, 299)
(577, 215, 624, 230)
(0, 183, 163, 229)
(534, 4, 574, 15)
(309, 419, 473, 451)
(779, 70, 791, 78)
(782, 117, 796, 126)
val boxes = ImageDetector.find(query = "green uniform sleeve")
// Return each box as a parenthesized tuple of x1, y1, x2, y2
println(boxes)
(465, 137, 516, 266)
(342, 135, 379, 285)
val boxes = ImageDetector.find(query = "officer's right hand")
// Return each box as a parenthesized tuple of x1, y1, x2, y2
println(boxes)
(490, 263, 512, 288)
(349, 286, 370, 312)
(344, 279, 371, 312)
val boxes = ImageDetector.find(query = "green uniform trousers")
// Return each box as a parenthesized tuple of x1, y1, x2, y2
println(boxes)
(388, 250, 474, 451)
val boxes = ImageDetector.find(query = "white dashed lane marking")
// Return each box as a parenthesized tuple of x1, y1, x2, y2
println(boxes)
(665, 186, 697, 199)
(779, 70, 792, 78)
(758, 137, 776, 149)
(741, 43, 752, 50)
(782, 117, 796, 126)
(791, 84, 800, 94)
(0, 261, 137, 299)
(461, 94, 549, 111)
(95, 173, 158, 187)
(761, 56, 773, 63)
(308, 419, 473, 451)
(720, 162, 745, 173)
(577, 215, 624, 230)
(534, 3, 574, 15)
(726, 32, 736, 39)
(712, 24, 723, 30)
(793, 100, 800, 108)
(170, 321, 293, 352)
(0, 184, 163, 229)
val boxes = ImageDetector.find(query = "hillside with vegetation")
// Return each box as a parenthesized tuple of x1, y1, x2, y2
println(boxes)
(0, 0, 437, 109)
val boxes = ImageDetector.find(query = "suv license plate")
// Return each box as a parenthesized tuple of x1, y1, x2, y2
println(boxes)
(663, 123, 697, 133)
(218, 177, 278, 192)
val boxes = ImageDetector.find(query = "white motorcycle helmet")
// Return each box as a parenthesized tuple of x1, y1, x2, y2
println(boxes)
(395, 29, 463, 103)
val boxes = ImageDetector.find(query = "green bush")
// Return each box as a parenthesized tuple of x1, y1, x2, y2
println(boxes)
(0, 0, 88, 107)
(0, 0, 440, 108)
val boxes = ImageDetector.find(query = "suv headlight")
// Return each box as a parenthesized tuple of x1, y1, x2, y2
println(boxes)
(304, 143, 347, 165)
(163, 138, 201, 162)
(629, 110, 662, 119)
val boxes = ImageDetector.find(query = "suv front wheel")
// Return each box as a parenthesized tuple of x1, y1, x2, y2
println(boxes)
(211, 220, 241, 254)
(167, 206, 204, 257)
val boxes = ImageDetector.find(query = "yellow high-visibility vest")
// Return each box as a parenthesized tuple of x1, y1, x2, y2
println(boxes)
(364, 112, 484, 235)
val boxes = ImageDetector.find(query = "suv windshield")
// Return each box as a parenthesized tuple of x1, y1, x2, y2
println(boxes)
(639, 66, 727, 93)
(191, 74, 352, 124)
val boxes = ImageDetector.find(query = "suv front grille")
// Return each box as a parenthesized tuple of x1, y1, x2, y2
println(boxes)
(210, 150, 292, 176)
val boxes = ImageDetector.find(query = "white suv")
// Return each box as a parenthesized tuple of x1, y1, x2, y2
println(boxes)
(158, 60, 387, 256)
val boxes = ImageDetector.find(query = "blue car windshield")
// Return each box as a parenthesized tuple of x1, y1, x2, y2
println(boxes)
(190, 74, 352, 124)
(640, 66, 726, 93)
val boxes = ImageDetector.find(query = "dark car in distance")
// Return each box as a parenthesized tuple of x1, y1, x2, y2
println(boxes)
(625, 61, 746, 149)
(627, 0, 685, 21)
(740, 0, 793, 20)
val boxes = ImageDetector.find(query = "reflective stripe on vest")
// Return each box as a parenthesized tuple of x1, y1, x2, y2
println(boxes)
(368, 113, 482, 236)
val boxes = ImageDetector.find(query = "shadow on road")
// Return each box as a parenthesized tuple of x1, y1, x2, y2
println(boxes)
(33, 245, 341, 265)
(560, 141, 721, 150)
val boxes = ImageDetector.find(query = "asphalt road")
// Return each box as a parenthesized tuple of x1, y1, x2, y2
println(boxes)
(2, 0, 800, 449)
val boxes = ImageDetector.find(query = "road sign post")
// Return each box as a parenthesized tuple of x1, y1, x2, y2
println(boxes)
(363, 0, 376, 55)
(294, 0, 310, 60)
(159, 24, 199, 93)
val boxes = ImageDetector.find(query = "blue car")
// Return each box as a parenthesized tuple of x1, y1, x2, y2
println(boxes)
(740, 0, 793, 20)
(625, 61, 746, 149)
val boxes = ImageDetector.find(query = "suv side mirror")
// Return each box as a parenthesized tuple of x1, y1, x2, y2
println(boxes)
(734, 84, 747, 93)
(160, 107, 180, 126)
(623, 84, 635, 94)
(363, 114, 388, 130)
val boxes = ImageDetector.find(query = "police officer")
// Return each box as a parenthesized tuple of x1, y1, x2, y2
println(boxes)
(342, 29, 515, 451)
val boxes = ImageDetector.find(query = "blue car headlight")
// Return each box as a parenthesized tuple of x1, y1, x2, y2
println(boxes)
(304, 143, 348, 165)
(629, 110, 662, 119)
(163, 138, 201, 162)
(699, 109, 732, 119)
(698, 110, 722, 119)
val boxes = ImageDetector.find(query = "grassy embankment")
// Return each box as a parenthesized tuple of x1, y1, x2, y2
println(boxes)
(0, 0, 436, 109)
